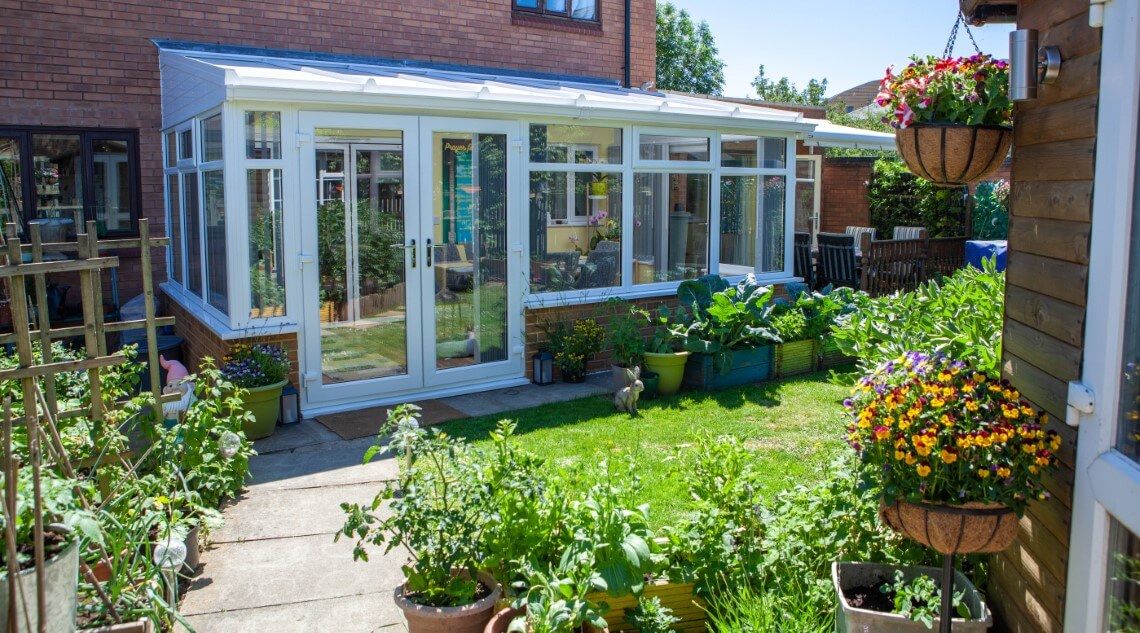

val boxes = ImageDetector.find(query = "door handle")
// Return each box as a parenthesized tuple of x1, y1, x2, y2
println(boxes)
(425, 238, 433, 267)
(390, 239, 416, 268)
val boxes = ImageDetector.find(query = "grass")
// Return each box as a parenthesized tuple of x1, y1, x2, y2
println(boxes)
(444, 369, 856, 528)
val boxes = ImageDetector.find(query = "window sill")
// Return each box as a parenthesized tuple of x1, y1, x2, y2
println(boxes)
(161, 282, 299, 341)
(512, 11, 603, 35)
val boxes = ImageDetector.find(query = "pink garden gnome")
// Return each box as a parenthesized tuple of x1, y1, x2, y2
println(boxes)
(160, 355, 195, 418)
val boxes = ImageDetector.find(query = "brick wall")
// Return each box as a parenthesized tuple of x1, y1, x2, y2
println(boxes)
(163, 289, 300, 387)
(820, 157, 875, 233)
(1, 0, 656, 300)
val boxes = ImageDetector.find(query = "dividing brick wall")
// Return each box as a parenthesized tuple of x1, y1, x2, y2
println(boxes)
(1, 0, 656, 301)
(819, 157, 876, 233)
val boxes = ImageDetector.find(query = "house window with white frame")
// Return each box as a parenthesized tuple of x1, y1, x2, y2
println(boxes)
(528, 123, 623, 293)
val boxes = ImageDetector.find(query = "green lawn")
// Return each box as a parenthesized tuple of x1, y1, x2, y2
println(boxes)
(444, 370, 855, 528)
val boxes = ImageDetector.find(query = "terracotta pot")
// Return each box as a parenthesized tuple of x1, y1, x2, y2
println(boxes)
(394, 571, 501, 633)
(896, 123, 1013, 187)
(879, 499, 1018, 554)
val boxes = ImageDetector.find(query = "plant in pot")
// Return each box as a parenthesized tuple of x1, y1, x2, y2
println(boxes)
(840, 352, 1061, 630)
(493, 562, 609, 633)
(544, 319, 605, 383)
(1, 468, 99, 633)
(339, 409, 501, 633)
(676, 275, 779, 390)
(604, 300, 647, 391)
(219, 343, 290, 440)
(589, 174, 609, 197)
(875, 54, 1012, 186)
(641, 305, 689, 397)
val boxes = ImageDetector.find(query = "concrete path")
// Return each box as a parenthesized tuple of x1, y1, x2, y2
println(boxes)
(178, 375, 610, 632)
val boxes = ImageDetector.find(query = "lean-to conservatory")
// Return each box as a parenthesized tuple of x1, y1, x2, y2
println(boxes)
(156, 41, 892, 414)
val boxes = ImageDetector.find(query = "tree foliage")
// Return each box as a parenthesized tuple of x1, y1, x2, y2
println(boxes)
(867, 158, 967, 238)
(751, 65, 828, 105)
(655, 2, 725, 95)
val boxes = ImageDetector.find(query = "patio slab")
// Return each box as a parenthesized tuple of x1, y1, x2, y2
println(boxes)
(181, 592, 402, 633)
(441, 372, 610, 417)
(211, 481, 386, 544)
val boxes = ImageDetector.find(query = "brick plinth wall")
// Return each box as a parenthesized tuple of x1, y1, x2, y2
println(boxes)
(819, 157, 876, 233)
(162, 289, 300, 388)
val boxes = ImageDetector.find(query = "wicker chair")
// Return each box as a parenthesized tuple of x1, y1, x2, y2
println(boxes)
(817, 232, 860, 289)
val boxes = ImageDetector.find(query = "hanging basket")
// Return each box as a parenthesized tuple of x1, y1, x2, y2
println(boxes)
(879, 499, 1018, 554)
(896, 123, 1012, 187)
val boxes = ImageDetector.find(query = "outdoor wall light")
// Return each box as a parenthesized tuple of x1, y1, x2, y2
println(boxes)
(1010, 29, 1062, 101)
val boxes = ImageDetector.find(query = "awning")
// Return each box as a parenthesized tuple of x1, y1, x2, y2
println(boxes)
(801, 118, 897, 151)
(156, 41, 814, 134)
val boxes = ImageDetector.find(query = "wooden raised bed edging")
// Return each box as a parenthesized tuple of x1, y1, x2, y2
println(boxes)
(81, 619, 154, 633)
(585, 579, 705, 633)
(682, 346, 773, 391)
(819, 339, 856, 370)
(776, 340, 816, 377)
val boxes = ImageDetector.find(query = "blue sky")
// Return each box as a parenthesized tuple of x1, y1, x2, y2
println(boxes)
(665, 1, 1015, 98)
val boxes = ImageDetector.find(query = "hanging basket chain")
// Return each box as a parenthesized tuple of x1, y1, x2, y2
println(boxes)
(943, 11, 983, 58)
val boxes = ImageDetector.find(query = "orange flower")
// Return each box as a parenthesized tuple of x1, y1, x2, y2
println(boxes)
(977, 469, 991, 479)
(917, 463, 932, 477)
(996, 467, 1011, 478)
(904, 453, 917, 466)
(940, 448, 958, 464)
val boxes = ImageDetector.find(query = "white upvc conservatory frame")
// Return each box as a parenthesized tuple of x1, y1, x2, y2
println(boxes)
(1064, 0, 1140, 629)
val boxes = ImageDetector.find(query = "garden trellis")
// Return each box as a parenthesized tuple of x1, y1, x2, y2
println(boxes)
(0, 218, 174, 633)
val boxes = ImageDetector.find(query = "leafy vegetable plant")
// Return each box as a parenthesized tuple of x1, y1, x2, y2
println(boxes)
(676, 275, 778, 373)
(626, 596, 679, 633)
(881, 570, 970, 628)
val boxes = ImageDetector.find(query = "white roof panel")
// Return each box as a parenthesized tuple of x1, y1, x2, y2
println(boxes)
(802, 118, 897, 151)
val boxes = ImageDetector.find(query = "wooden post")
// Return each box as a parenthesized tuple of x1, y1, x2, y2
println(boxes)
(138, 219, 163, 422)
(76, 228, 106, 433)
(87, 221, 108, 357)
(27, 224, 57, 418)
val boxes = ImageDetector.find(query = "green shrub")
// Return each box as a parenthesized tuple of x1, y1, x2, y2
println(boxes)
(544, 318, 606, 379)
(972, 180, 1009, 240)
(868, 158, 967, 238)
(830, 259, 1005, 376)
(626, 596, 680, 633)
(770, 308, 809, 343)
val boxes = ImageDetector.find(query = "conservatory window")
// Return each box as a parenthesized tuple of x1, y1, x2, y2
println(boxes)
(201, 115, 223, 162)
(528, 124, 623, 294)
(184, 172, 202, 296)
(632, 172, 710, 284)
(639, 134, 710, 162)
(203, 169, 228, 314)
(759, 175, 787, 273)
(248, 169, 285, 317)
(719, 175, 758, 274)
(245, 112, 282, 160)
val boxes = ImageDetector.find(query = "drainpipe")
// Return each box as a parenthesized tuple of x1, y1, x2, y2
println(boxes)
(624, 0, 632, 88)
(1089, 0, 1108, 27)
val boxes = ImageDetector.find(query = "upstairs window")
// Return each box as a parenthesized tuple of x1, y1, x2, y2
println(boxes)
(514, 0, 598, 22)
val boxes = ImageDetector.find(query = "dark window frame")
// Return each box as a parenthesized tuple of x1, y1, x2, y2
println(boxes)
(513, 0, 600, 23)
(0, 126, 142, 238)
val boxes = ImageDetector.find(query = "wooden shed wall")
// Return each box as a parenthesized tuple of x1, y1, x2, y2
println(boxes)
(991, 0, 1101, 631)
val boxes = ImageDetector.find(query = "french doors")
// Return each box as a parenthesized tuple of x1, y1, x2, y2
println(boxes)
(1065, 0, 1140, 629)
(298, 113, 521, 410)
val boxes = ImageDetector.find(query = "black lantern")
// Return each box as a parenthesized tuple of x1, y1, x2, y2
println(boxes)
(532, 351, 554, 385)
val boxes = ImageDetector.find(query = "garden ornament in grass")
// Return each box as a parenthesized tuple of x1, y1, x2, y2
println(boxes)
(160, 355, 195, 418)
(614, 365, 644, 414)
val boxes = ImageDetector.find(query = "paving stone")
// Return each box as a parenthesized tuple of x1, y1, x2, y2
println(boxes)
(247, 440, 398, 491)
(180, 591, 403, 633)
(181, 533, 405, 615)
(211, 481, 387, 544)
(253, 420, 342, 455)
(442, 372, 609, 417)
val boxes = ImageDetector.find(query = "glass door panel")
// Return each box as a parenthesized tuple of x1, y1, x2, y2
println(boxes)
(430, 132, 509, 371)
(314, 138, 411, 385)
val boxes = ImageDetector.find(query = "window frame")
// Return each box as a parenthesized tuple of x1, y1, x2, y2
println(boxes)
(513, 0, 600, 23)
(0, 125, 142, 237)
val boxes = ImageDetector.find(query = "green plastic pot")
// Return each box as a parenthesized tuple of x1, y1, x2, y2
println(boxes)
(644, 351, 689, 396)
(237, 380, 287, 440)
(641, 370, 659, 400)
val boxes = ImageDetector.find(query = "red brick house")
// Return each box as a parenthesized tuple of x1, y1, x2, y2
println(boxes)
(1, 1, 890, 415)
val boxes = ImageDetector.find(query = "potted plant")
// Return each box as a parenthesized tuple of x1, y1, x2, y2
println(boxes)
(605, 300, 646, 390)
(339, 407, 502, 633)
(843, 352, 1061, 555)
(876, 54, 1012, 187)
(833, 562, 991, 632)
(675, 275, 779, 390)
(219, 343, 290, 440)
(544, 319, 606, 383)
(589, 174, 609, 197)
(641, 305, 689, 396)
(1, 469, 96, 633)
(500, 564, 610, 633)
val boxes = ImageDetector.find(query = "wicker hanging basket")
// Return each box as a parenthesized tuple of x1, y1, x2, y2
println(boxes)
(896, 123, 1013, 187)
(879, 499, 1018, 554)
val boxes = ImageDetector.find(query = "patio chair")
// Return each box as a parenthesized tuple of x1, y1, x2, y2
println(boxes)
(593, 239, 620, 253)
(859, 233, 926, 296)
(845, 226, 877, 244)
(541, 251, 581, 289)
(892, 226, 928, 240)
(817, 232, 860, 289)
(793, 232, 815, 288)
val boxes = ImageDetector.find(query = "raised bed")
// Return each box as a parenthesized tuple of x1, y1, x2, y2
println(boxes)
(586, 580, 705, 632)
(776, 339, 817, 377)
(682, 346, 773, 391)
(819, 339, 856, 369)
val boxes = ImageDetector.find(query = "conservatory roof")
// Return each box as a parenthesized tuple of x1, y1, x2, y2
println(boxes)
(156, 41, 814, 132)
(801, 118, 897, 151)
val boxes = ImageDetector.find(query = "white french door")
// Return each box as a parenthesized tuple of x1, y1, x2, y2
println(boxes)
(1064, 1, 1140, 630)
(298, 113, 523, 410)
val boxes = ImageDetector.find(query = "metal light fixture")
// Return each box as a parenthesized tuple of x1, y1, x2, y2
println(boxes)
(532, 351, 554, 386)
(1010, 29, 1062, 101)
